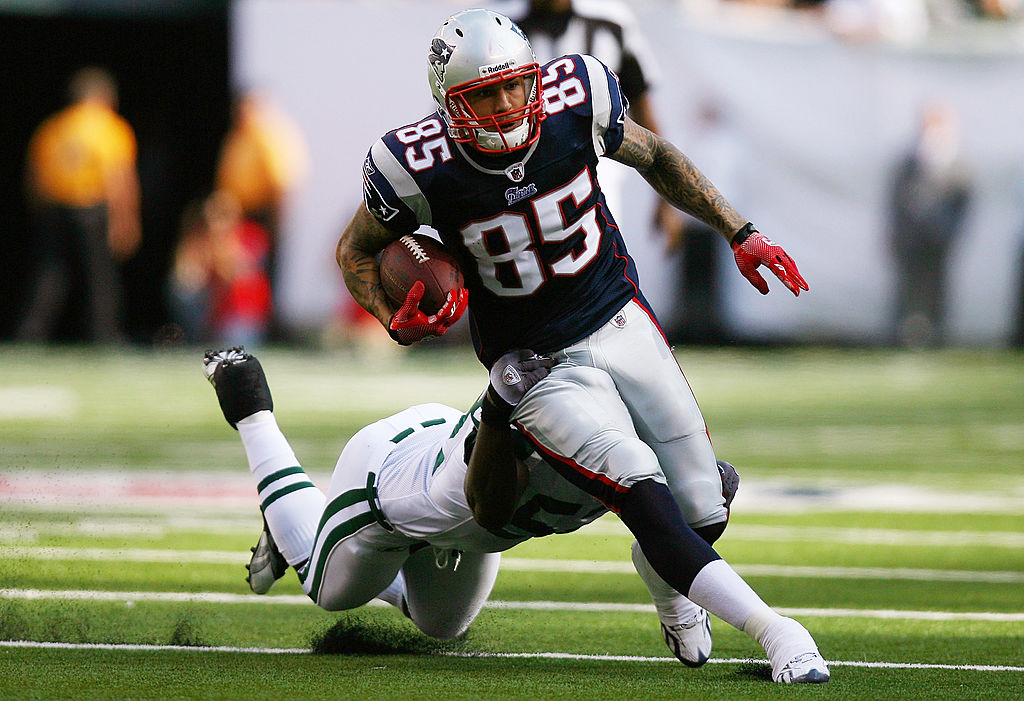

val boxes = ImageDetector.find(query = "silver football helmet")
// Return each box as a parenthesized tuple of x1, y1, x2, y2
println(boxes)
(427, 9, 544, 153)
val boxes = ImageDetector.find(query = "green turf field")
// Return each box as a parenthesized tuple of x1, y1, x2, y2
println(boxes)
(1, 344, 1022, 700)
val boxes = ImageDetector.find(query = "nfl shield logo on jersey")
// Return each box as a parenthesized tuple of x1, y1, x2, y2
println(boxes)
(504, 161, 526, 182)
(612, 312, 627, 328)
(502, 364, 522, 386)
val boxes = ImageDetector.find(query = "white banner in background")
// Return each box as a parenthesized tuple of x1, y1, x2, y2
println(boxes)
(233, 0, 1024, 345)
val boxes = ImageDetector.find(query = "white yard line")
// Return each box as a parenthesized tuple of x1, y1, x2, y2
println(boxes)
(2, 588, 1022, 622)
(4, 546, 1022, 583)
(1, 640, 1022, 673)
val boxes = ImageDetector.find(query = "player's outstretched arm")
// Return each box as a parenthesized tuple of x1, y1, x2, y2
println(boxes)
(337, 205, 402, 327)
(465, 350, 556, 530)
(610, 118, 808, 296)
(610, 117, 747, 241)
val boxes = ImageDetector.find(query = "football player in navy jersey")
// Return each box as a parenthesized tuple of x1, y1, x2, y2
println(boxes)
(336, 9, 825, 683)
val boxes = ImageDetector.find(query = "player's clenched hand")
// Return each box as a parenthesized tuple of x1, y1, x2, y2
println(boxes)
(482, 349, 557, 423)
(730, 223, 809, 297)
(388, 281, 469, 345)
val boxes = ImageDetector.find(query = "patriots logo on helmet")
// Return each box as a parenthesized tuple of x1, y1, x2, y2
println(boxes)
(509, 20, 528, 41)
(502, 364, 522, 386)
(429, 38, 454, 84)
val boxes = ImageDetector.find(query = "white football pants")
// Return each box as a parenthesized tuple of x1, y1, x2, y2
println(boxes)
(511, 298, 726, 528)
(254, 407, 500, 640)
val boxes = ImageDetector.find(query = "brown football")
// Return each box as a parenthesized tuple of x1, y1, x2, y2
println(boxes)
(379, 234, 464, 315)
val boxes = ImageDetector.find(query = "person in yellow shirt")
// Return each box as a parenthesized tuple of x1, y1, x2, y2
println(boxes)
(18, 66, 141, 343)
(215, 90, 308, 293)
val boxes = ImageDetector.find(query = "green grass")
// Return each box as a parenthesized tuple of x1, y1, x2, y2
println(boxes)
(1, 344, 1023, 699)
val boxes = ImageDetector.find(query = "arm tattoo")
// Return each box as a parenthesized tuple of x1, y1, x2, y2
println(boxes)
(336, 205, 401, 326)
(610, 119, 746, 239)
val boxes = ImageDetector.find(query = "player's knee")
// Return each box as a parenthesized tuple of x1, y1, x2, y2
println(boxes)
(602, 435, 662, 484)
(313, 588, 372, 612)
(692, 520, 727, 546)
(671, 477, 728, 528)
(413, 616, 471, 640)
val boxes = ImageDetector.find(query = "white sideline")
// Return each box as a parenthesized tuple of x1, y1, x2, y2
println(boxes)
(4, 546, 1023, 584)
(2, 588, 1023, 622)
(1, 640, 1023, 673)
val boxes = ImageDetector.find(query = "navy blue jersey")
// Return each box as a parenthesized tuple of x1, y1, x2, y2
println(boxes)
(362, 54, 651, 366)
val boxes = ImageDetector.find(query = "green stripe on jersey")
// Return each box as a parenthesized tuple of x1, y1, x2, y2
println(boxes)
(390, 428, 414, 443)
(307, 511, 377, 602)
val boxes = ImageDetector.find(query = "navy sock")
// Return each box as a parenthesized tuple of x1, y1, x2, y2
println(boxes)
(618, 479, 721, 595)
(693, 520, 727, 546)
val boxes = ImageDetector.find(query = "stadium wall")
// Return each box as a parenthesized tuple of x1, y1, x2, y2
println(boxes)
(234, 0, 1024, 346)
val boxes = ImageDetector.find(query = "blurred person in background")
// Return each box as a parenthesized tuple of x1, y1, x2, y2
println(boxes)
(17, 66, 141, 344)
(822, 0, 931, 42)
(215, 89, 309, 335)
(167, 191, 272, 347)
(1013, 169, 1024, 349)
(515, 0, 690, 262)
(662, 100, 738, 345)
(887, 100, 971, 348)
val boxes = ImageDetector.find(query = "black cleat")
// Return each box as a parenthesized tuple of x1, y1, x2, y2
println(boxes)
(203, 347, 273, 429)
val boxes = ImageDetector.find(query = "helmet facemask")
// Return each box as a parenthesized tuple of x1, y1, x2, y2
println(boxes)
(444, 64, 544, 154)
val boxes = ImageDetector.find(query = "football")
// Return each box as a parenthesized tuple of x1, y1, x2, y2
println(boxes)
(379, 234, 464, 315)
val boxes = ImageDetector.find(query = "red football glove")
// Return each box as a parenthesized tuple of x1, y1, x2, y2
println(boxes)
(730, 223, 809, 297)
(388, 280, 469, 345)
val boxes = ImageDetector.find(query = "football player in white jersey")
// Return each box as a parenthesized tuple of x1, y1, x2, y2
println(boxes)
(337, 8, 820, 681)
(204, 346, 828, 683)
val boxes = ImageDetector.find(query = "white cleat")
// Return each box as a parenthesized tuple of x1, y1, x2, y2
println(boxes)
(773, 650, 831, 684)
(246, 521, 288, 595)
(661, 609, 712, 667)
(762, 616, 831, 684)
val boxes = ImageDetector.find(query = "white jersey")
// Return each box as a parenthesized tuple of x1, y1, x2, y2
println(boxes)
(367, 402, 607, 553)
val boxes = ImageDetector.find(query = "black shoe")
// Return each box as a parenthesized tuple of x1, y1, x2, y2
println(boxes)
(203, 346, 273, 429)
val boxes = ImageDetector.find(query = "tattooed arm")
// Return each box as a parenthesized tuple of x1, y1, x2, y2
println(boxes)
(609, 117, 746, 242)
(336, 205, 402, 327)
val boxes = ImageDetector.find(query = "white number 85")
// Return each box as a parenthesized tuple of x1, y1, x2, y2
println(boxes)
(458, 169, 601, 297)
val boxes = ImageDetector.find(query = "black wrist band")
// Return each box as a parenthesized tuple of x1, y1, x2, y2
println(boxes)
(732, 222, 757, 245)
(480, 388, 513, 425)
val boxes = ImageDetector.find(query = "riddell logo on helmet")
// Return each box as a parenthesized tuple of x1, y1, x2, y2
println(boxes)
(479, 59, 517, 77)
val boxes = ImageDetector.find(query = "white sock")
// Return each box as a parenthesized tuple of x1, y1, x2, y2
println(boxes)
(744, 613, 820, 668)
(237, 411, 325, 566)
(263, 489, 325, 566)
(237, 411, 296, 481)
(630, 540, 702, 625)
(686, 559, 777, 631)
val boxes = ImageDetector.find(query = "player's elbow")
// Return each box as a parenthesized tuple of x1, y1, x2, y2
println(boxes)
(467, 492, 513, 531)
